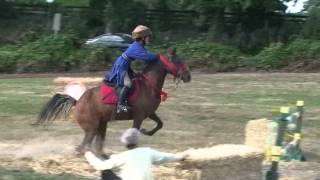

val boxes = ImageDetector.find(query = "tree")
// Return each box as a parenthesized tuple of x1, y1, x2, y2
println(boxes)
(104, 0, 147, 32)
(0, 0, 16, 19)
(163, 0, 294, 36)
(304, 0, 320, 11)
(303, 0, 320, 39)
(85, 0, 108, 30)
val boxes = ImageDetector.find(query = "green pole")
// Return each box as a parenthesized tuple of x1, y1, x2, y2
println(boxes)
(295, 100, 304, 135)
(266, 107, 289, 180)
(295, 100, 304, 161)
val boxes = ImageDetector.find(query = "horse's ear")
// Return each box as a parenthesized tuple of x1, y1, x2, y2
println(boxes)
(167, 47, 176, 56)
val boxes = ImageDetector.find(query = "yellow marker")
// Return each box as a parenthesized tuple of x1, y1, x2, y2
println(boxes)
(264, 144, 272, 161)
(296, 100, 304, 107)
(271, 146, 282, 156)
(271, 156, 280, 162)
(271, 108, 280, 113)
(270, 146, 283, 162)
(294, 133, 302, 140)
(286, 133, 294, 138)
(280, 107, 290, 114)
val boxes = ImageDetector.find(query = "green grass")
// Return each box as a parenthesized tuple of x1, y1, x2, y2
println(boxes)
(0, 73, 320, 177)
(0, 167, 90, 180)
(0, 78, 51, 115)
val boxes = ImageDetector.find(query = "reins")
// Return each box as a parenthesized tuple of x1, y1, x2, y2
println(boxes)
(139, 53, 188, 101)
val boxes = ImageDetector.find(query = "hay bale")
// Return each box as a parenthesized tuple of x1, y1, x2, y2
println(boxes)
(244, 118, 269, 150)
(153, 144, 263, 180)
(29, 155, 97, 178)
(3, 143, 263, 179)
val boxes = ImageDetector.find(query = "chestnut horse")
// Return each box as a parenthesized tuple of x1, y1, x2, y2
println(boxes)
(35, 49, 191, 155)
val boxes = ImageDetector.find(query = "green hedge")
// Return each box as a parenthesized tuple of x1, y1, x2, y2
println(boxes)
(1, 35, 320, 73)
(151, 39, 245, 72)
(152, 38, 320, 72)
(245, 39, 320, 70)
(0, 34, 114, 73)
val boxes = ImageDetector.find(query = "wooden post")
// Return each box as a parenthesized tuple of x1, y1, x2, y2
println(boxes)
(52, 13, 62, 35)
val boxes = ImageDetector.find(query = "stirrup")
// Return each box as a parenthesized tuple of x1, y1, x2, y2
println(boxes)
(117, 104, 130, 113)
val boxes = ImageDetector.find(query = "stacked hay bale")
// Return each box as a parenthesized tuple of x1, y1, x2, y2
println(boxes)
(153, 144, 263, 180)
(244, 118, 269, 150)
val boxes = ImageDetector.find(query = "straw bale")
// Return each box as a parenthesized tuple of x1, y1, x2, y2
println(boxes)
(154, 144, 263, 180)
(244, 118, 269, 150)
(1, 145, 263, 180)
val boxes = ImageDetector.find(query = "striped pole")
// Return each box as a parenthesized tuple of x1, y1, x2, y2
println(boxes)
(295, 100, 303, 137)
(266, 107, 289, 180)
(294, 100, 304, 161)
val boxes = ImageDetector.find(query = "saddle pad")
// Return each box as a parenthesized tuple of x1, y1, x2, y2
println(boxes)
(100, 80, 139, 104)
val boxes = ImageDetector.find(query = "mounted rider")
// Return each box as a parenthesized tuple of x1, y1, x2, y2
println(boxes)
(104, 25, 158, 113)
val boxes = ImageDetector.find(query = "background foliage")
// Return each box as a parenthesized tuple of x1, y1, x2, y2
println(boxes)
(0, 0, 319, 73)
(0, 34, 115, 73)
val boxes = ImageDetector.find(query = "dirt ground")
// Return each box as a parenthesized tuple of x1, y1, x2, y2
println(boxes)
(0, 73, 320, 179)
(0, 134, 318, 180)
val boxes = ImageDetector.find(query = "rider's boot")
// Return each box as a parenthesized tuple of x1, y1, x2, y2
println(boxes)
(117, 86, 131, 113)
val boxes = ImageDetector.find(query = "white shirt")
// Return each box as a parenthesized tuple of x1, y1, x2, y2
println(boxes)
(85, 147, 183, 180)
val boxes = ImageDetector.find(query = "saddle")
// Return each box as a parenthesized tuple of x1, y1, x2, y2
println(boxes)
(100, 80, 140, 105)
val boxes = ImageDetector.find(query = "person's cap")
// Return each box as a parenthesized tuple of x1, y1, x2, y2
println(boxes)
(120, 128, 140, 145)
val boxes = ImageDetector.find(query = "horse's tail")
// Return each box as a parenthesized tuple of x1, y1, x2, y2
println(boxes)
(33, 93, 76, 126)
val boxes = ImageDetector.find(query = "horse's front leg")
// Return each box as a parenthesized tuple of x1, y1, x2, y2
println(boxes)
(140, 113, 163, 136)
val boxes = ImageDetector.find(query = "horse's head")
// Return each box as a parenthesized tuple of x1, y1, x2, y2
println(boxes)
(158, 48, 191, 83)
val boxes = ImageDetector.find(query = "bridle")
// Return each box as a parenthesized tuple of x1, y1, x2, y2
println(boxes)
(138, 53, 189, 101)
(154, 53, 190, 98)
(157, 53, 189, 80)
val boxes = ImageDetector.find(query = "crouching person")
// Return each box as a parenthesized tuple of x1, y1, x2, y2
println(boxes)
(85, 128, 188, 180)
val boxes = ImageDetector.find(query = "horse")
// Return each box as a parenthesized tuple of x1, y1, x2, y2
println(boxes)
(34, 48, 191, 155)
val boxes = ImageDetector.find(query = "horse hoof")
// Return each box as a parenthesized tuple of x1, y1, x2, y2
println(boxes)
(140, 128, 153, 136)
(75, 146, 89, 155)
(140, 128, 147, 134)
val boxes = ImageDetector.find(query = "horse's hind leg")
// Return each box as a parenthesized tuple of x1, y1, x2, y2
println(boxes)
(94, 119, 107, 155)
(140, 113, 163, 136)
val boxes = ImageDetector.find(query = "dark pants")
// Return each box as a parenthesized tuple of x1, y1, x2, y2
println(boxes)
(101, 170, 121, 180)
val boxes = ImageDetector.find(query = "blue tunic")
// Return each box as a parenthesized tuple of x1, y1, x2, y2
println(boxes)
(105, 41, 158, 87)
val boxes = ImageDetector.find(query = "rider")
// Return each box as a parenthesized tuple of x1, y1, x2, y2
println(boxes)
(104, 25, 158, 113)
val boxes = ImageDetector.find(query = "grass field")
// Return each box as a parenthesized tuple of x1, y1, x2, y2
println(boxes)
(0, 167, 88, 180)
(0, 73, 319, 179)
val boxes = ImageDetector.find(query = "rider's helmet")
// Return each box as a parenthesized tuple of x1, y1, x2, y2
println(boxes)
(132, 25, 152, 40)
